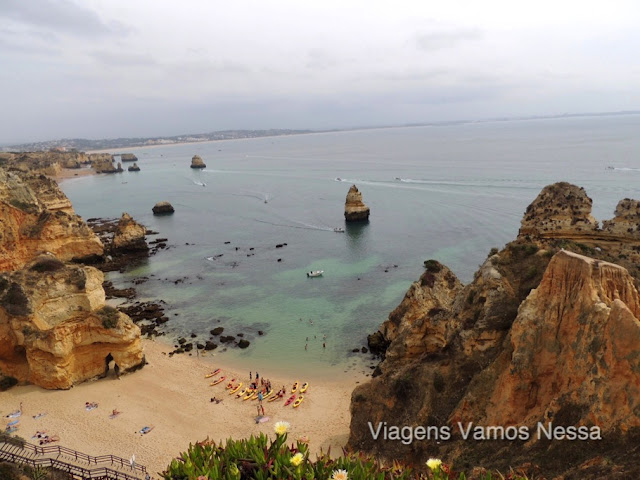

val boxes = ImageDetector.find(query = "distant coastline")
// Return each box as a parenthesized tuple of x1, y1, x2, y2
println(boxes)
(4, 109, 640, 153)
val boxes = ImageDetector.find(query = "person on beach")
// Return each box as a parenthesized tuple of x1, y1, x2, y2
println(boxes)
(256, 372, 259, 380)
(260, 405, 265, 416)
(249, 372, 252, 380)
(258, 392, 263, 404)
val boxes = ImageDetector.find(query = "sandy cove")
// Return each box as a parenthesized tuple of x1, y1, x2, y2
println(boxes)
(0, 339, 361, 477)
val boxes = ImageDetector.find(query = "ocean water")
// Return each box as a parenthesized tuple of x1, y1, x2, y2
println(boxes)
(59, 115, 640, 378)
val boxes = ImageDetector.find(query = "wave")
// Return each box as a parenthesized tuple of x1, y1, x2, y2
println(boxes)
(193, 180, 207, 187)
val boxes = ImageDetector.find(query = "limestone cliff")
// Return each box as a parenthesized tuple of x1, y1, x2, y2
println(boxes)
(0, 151, 89, 174)
(349, 182, 640, 478)
(344, 185, 370, 222)
(0, 170, 103, 271)
(0, 256, 144, 389)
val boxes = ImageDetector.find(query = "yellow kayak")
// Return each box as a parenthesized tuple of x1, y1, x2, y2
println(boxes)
(268, 393, 282, 403)
(291, 381, 299, 393)
(229, 383, 243, 395)
(210, 376, 226, 386)
(293, 396, 304, 408)
(235, 388, 248, 398)
(300, 382, 309, 393)
(243, 389, 256, 400)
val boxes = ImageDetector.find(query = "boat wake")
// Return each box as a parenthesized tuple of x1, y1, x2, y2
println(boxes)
(607, 166, 640, 172)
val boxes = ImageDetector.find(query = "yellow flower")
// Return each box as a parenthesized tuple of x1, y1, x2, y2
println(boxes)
(426, 458, 442, 472)
(290, 452, 304, 467)
(331, 469, 348, 480)
(274, 421, 290, 435)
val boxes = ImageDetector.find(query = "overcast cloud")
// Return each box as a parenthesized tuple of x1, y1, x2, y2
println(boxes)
(1, 0, 639, 143)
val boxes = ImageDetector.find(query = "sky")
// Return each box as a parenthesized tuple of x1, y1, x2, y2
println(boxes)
(1, 0, 639, 143)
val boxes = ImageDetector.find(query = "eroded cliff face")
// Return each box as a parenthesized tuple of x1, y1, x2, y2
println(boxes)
(0, 256, 144, 389)
(349, 182, 640, 478)
(0, 170, 103, 271)
(0, 151, 89, 173)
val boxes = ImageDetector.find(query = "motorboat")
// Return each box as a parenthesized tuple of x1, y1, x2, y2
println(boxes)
(307, 270, 324, 277)
(333, 227, 345, 233)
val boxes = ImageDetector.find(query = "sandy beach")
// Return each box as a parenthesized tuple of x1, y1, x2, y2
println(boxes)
(0, 339, 360, 477)
(50, 166, 96, 181)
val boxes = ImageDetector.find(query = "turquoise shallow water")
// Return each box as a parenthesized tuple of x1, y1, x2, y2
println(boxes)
(59, 115, 640, 378)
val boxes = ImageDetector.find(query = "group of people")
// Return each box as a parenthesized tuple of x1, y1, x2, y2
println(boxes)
(33, 430, 59, 445)
(84, 401, 99, 411)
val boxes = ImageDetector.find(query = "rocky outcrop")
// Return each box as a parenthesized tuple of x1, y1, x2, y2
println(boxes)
(120, 153, 138, 162)
(190, 155, 206, 169)
(128, 163, 140, 172)
(0, 169, 103, 271)
(152, 201, 175, 215)
(349, 183, 640, 478)
(91, 156, 117, 174)
(0, 151, 89, 174)
(344, 185, 370, 222)
(0, 256, 145, 389)
(112, 213, 148, 253)
(601, 198, 640, 238)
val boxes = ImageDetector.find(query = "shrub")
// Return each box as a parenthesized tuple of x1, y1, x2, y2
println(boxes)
(0, 283, 30, 316)
(0, 462, 21, 480)
(488, 247, 499, 257)
(97, 306, 119, 329)
(30, 256, 64, 272)
(161, 432, 530, 479)
(423, 259, 442, 273)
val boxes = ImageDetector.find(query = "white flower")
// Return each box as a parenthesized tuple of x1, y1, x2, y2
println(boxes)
(290, 452, 304, 467)
(274, 421, 290, 435)
(331, 469, 348, 480)
(426, 458, 442, 472)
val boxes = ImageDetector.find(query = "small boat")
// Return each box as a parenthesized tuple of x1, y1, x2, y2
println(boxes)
(333, 227, 344, 233)
(205, 369, 221, 378)
(291, 381, 299, 393)
(243, 389, 256, 400)
(293, 396, 304, 408)
(235, 388, 249, 398)
(300, 382, 309, 393)
(284, 394, 296, 406)
(210, 376, 226, 386)
(307, 270, 324, 278)
(229, 383, 243, 395)
(268, 392, 283, 403)
(225, 378, 237, 388)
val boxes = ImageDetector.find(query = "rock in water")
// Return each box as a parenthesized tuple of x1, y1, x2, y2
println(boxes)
(0, 256, 145, 389)
(344, 184, 370, 222)
(112, 213, 148, 252)
(120, 153, 138, 162)
(190, 155, 206, 169)
(152, 201, 175, 215)
(127, 162, 140, 172)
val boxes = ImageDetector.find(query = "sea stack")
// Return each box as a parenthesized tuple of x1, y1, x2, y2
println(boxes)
(112, 212, 148, 253)
(190, 155, 206, 169)
(120, 153, 138, 162)
(116, 162, 124, 173)
(152, 201, 175, 215)
(344, 184, 370, 222)
(128, 163, 140, 172)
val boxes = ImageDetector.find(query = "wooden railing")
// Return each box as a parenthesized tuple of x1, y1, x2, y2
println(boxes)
(0, 439, 148, 480)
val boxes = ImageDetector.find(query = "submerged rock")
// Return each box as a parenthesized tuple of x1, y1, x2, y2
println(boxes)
(344, 184, 370, 222)
(152, 201, 175, 215)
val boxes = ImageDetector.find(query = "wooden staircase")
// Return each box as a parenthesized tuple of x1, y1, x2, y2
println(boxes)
(0, 438, 148, 480)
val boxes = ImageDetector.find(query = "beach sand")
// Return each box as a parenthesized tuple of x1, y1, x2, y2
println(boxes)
(50, 166, 95, 181)
(0, 339, 360, 477)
